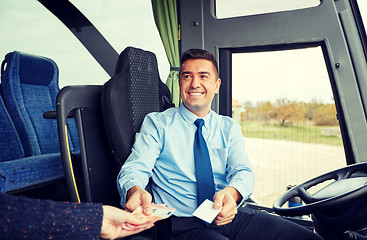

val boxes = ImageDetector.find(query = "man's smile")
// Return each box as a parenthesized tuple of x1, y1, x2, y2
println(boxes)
(188, 92, 204, 96)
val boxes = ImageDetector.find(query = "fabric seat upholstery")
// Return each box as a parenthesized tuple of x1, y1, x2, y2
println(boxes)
(101, 46, 173, 168)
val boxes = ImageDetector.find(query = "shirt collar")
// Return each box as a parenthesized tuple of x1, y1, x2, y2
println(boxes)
(179, 104, 212, 128)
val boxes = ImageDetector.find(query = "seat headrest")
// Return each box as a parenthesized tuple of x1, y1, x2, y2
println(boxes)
(109, 47, 161, 133)
(6, 51, 58, 86)
(114, 46, 159, 77)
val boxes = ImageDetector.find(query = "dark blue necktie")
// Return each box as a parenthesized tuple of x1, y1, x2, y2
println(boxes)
(194, 119, 215, 207)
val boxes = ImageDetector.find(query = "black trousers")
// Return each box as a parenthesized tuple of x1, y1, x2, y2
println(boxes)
(130, 207, 323, 240)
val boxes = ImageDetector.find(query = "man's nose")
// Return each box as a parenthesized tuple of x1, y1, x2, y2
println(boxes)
(190, 76, 200, 88)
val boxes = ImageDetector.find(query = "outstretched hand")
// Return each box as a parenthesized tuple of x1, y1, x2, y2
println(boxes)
(125, 185, 154, 216)
(101, 205, 154, 240)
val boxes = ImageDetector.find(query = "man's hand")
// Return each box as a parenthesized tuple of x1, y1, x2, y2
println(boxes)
(125, 185, 153, 216)
(213, 187, 242, 226)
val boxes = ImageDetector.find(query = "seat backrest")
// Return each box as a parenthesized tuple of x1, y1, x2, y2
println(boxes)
(1, 51, 79, 156)
(0, 87, 24, 162)
(101, 47, 173, 167)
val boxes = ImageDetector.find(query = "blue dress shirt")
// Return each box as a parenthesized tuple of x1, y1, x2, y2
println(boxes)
(117, 104, 254, 217)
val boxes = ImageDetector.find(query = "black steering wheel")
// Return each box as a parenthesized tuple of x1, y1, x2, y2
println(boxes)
(273, 162, 367, 217)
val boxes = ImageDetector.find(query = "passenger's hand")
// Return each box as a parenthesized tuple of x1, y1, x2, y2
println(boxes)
(125, 185, 153, 216)
(213, 187, 241, 226)
(101, 205, 154, 239)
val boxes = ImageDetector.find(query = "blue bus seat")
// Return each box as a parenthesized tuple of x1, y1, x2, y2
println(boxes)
(0, 51, 80, 195)
(1, 51, 79, 157)
(0, 91, 63, 192)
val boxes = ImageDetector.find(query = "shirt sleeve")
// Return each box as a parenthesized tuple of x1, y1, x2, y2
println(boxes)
(226, 120, 255, 202)
(117, 113, 162, 207)
(0, 193, 103, 240)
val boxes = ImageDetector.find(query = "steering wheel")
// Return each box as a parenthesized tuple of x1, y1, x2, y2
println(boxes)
(273, 162, 367, 217)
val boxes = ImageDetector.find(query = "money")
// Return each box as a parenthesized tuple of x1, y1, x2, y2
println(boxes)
(121, 204, 176, 231)
(132, 204, 176, 222)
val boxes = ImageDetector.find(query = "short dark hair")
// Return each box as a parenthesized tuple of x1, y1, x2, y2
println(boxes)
(179, 49, 218, 76)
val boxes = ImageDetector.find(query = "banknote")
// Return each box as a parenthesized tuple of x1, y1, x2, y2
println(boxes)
(132, 204, 176, 222)
(121, 204, 176, 231)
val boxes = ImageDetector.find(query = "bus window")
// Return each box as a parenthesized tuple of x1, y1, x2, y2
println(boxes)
(232, 46, 346, 207)
(0, 0, 169, 87)
(216, 0, 320, 19)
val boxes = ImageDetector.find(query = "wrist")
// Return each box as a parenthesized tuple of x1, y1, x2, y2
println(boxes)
(127, 185, 143, 200)
(225, 186, 242, 204)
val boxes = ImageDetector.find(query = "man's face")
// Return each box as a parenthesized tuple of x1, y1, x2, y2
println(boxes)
(179, 59, 221, 117)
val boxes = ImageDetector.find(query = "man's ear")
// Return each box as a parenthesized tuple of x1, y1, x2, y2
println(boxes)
(215, 78, 221, 94)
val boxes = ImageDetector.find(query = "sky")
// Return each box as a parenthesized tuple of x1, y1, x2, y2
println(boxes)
(232, 46, 334, 104)
(0, 0, 366, 103)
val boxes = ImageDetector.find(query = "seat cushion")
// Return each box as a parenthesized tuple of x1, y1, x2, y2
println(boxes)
(0, 153, 64, 192)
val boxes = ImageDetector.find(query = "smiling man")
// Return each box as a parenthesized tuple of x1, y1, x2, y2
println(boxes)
(117, 49, 323, 240)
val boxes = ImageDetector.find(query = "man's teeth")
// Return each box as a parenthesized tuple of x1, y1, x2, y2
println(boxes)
(189, 92, 202, 95)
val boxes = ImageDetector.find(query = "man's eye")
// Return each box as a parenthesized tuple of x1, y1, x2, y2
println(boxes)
(201, 75, 208, 79)
(183, 75, 191, 79)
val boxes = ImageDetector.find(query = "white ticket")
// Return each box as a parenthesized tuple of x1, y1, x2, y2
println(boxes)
(192, 199, 222, 224)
